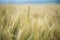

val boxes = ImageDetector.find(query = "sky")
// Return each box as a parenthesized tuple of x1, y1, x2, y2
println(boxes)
(0, 0, 60, 4)
(0, 0, 59, 1)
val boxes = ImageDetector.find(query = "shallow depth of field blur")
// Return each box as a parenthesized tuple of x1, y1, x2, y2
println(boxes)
(0, 5, 60, 40)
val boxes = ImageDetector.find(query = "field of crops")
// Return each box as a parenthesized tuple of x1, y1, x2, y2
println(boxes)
(0, 5, 60, 40)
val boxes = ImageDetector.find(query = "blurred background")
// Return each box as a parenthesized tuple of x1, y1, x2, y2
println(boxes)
(0, 0, 60, 4)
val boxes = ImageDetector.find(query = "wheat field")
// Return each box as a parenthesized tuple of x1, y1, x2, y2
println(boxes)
(0, 5, 60, 40)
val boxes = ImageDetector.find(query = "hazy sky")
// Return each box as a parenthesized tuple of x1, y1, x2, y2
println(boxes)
(0, 0, 59, 1)
(0, 0, 60, 4)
